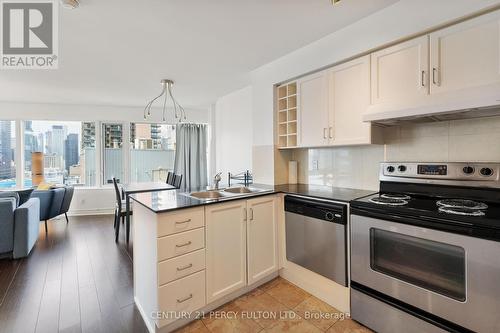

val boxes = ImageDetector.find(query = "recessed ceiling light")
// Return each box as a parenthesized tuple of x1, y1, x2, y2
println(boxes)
(60, 0, 80, 9)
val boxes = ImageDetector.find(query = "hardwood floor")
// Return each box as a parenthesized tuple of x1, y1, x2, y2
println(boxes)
(0, 215, 147, 333)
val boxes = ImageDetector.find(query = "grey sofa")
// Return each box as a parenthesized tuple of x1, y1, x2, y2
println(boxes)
(0, 192, 40, 259)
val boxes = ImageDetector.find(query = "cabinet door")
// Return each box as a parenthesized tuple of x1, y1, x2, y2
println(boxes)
(246, 196, 278, 285)
(205, 201, 247, 303)
(430, 10, 500, 95)
(298, 71, 329, 147)
(371, 36, 429, 104)
(328, 55, 371, 145)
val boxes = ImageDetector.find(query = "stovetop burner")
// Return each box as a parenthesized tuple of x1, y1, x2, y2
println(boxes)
(369, 197, 408, 206)
(380, 193, 411, 200)
(436, 199, 488, 210)
(438, 206, 486, 217)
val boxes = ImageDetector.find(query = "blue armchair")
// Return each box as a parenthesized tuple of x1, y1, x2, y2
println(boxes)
(0, 194, 40, 259)
(31, 188, 65, 233)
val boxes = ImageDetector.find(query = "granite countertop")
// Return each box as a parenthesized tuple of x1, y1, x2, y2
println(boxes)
(130, 183, 376, 214)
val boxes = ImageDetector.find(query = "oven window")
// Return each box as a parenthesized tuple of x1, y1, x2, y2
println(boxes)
(370, 228, 466, 301)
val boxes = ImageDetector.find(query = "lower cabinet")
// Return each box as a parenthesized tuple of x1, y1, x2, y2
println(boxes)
(247, 196, 279, 285)
(205, 200, 248, 303)
(157, 270, 206, 327)
(133, 195, 279, 331)
(206, 195, 279, 303)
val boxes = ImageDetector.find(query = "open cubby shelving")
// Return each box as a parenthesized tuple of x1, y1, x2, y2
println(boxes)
(277, 82, 298, 148)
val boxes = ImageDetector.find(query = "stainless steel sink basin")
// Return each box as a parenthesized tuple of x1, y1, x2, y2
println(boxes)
(224, 187, 253, 194)
(189, 191, 227, 200)
(185, 187, 272, 201)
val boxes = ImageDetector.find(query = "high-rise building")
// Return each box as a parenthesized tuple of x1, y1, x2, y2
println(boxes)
(36, 133, 44, 152)
(0, 121, 13, 180)
(51, 125, 67, 157)
(130, 123, 162, 149)
(104, 124, 122, 148)
(24, 121, 38, 172)
(64, 133, 79, 171)
(82, 122, 96, 148)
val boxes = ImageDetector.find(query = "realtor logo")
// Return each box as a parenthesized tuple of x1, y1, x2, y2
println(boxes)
(1, 0, 58, 69)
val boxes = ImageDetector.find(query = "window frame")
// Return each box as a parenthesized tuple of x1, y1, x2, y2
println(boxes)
(5, 119, 200, 190)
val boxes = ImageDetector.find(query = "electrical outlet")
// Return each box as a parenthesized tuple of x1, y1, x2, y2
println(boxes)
(312, 160, 319, 170)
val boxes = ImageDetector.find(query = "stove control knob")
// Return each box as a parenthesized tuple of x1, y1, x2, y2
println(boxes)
(480, 167, 494, 177)
(463, 166, 475, 175)
(325, 212, 334, 221)
(398, 165, 407, 172)
(386, 166, 395, 173)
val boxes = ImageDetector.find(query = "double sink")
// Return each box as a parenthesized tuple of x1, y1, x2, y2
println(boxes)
(186, 186, 272, 201)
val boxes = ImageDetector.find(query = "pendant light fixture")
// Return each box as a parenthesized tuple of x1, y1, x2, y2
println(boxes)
(143, 79, 187, 122)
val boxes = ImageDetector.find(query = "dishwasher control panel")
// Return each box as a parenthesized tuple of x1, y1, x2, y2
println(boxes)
(285, 195, 347, 225)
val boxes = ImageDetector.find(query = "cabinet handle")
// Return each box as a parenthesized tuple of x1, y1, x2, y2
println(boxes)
(176, 294, 193, 303)
(329, 127, 333, 139)
(175, 219, 191, 225)
(243, 208, 247, 221)
(432, 67, 439, 85)
(249, 208, 254, 221)
(323, 128, 328, 139)
(421, 70, 425, 87)
(175, 241, 192, 248)
(176, 263, 193, 271)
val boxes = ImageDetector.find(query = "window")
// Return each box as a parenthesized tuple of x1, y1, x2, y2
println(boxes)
(26, 121, 96, 187)
(102, 123, 124, 184)
(130, 123, 176, 182)
(0, 120, 16, 189)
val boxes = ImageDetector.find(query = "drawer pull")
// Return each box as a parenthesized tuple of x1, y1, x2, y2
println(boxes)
(176, 294, 193, 303)
(176, 241, 192, 248)
(176, 263, 193, 271)
(175, 219, 191, 225)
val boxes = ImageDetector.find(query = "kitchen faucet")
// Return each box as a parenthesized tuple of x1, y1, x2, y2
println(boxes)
(213, 172, 222, 190)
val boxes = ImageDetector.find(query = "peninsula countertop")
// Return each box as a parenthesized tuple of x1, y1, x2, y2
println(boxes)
(130, 183, 376, 213)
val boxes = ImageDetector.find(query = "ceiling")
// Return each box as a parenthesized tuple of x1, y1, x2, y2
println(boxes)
(0, 0, 398, 109)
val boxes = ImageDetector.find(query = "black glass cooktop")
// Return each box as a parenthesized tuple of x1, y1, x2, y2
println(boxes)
(351, 183, 500, 242)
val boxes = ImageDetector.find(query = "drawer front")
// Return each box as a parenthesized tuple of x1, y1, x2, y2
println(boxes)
(157, 207, 205, 237)
(158, 249, 206, 286)
(157, 270, 206, 327)
(158, 227, 205, 261)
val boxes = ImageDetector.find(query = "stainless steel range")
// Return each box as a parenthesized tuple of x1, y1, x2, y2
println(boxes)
(350, 162, 500, 333)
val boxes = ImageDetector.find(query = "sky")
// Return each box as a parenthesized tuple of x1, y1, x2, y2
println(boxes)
(30, 121, 81, 135)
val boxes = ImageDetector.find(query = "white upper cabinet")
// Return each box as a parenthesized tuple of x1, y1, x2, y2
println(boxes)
(328, 55, 373, 145)
(205, 200, 247, 303)
(430, 10, 500, 95)
(371, 36, 429, 105)
(297, 71, 329, 147)
(246, 196, 278, 285)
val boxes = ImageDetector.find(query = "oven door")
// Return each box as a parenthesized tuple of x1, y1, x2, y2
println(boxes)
(351, 213, 500, 333)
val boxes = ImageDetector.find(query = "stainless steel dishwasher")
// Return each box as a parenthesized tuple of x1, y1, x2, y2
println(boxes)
(285, 195, 347, 286)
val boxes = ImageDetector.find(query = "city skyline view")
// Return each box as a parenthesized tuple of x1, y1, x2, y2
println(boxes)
(0, 121, 177, 189)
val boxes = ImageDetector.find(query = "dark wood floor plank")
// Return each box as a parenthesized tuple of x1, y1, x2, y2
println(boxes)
(58, 228, 81, 333)
(0, 214, 147, 333)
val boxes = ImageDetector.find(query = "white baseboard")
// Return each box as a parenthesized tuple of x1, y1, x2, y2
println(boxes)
(67, 208, 114, 216)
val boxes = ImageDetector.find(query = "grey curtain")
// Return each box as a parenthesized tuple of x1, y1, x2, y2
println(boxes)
(174, 123, 208, 191)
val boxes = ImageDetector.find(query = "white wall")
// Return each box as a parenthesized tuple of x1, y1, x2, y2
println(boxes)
(0, 102, 212, 215)
(249, 0, 500, 185)
(214, 86, 253, 183)
(0, 102, 210, 123)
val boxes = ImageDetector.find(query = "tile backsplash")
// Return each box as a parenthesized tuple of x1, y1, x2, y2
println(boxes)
(291, 116, 500, 191)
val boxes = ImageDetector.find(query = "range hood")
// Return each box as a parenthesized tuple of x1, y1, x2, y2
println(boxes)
(363, 83, 500, 126)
